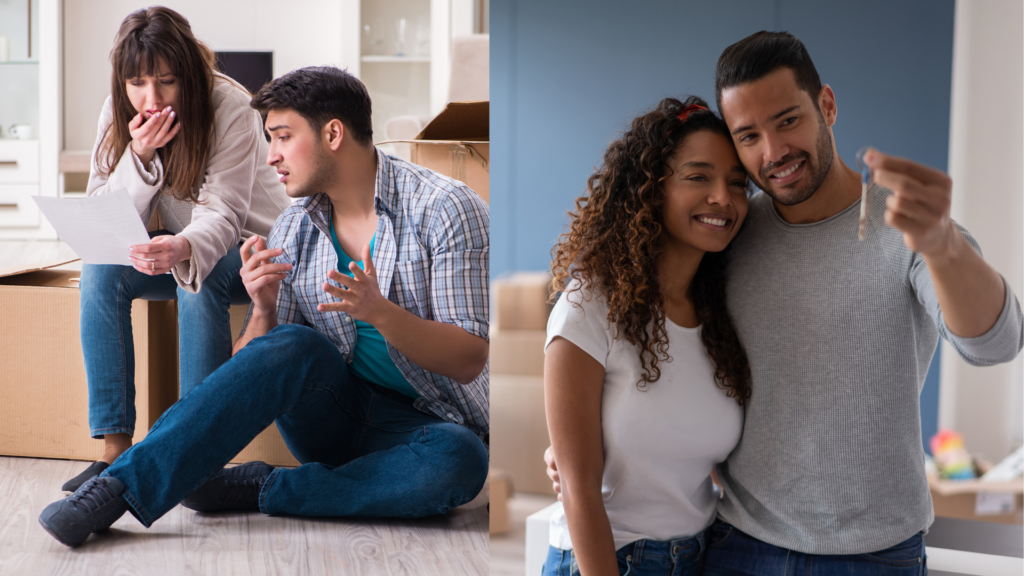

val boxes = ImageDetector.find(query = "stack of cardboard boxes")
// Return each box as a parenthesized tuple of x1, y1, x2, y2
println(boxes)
(0, 260, 300, 467)
(489, 272, 555, 499)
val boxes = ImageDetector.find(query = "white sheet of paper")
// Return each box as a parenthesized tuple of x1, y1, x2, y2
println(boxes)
(32, 189, 152, 266)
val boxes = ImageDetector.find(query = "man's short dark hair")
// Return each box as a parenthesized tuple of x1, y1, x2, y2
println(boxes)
(715, 31, 822, 117)
(251, 66, 373, 145)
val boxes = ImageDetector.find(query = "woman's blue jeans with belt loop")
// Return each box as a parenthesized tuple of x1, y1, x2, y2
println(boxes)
(542, 532, 706, 576)
(79, 243, 250, 438)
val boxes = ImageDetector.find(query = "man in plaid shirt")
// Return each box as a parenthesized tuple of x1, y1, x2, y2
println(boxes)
(40, 67, 490, 547)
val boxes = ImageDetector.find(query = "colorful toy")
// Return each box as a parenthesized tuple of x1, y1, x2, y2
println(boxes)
(930, 429, 976, 480)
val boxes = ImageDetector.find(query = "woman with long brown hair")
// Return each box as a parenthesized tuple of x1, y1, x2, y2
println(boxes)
(542, 96, 752, 576)
(62, 7, 290, 493)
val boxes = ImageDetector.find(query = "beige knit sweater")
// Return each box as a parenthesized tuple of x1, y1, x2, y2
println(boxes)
(86, 73, 291, 293)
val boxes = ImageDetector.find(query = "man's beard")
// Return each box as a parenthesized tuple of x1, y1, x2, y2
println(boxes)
(752, 111, 834, 206)
(288, 143, 334, 199)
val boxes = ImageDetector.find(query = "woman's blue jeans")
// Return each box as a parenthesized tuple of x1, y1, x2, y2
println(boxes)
(542, 532, 706, 576)
(102, 324, 489, 526)
(80, 246, 249, 438)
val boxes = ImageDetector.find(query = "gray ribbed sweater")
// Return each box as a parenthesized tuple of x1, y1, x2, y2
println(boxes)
(716, 186, 1023, 555)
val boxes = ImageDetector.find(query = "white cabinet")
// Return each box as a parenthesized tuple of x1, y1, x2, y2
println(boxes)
(0, 184, 42, 227)
(349, 0, 480, 144)
(0, 140, 40, 184)
(0, 0, 58, 239)
(0, 141, 41, 228)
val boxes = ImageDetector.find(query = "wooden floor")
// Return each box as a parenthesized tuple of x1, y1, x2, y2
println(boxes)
(489, 492, 558, 576)
(0, 456, 489, 576)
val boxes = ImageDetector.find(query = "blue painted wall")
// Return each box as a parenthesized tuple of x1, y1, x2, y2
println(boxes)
(491, 0, 955, 453)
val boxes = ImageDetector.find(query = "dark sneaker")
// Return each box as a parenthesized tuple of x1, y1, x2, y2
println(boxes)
(39, 476, 129, 547)
(61, 461, 110, 495)
(181, 461, 274, 513)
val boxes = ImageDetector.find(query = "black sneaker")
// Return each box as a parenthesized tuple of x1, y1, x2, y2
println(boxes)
(38, 476, 129, 547)
(61, 461, 110, 495)
(181, 461, 274, 513)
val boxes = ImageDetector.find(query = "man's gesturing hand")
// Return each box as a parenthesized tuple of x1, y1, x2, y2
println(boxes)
(319, 244, 391, 324)
(864, 149, 957, 259)
(240, 235, 291, 318)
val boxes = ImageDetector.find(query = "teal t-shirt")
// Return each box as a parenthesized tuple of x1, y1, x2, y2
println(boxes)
(329, 221, 419, 399)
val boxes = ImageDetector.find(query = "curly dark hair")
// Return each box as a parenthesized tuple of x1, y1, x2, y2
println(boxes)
(550, 96, 752, 404)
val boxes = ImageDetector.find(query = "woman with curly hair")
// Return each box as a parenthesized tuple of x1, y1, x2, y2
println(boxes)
(542, 96, 752, 576)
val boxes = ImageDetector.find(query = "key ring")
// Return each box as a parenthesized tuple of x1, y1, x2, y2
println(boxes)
(855, 147, 874, 241)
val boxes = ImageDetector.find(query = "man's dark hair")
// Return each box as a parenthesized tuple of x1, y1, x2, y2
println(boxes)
(251, 66, 373, 145)
(715, 31, 822, 117)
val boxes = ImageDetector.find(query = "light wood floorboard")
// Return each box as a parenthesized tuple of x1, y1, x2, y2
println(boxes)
(0, 455, 488, 575)
(489, 493, 558, 576)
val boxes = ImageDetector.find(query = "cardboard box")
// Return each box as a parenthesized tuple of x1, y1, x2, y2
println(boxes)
(383, 101, 489, 203)
(489, 468, 513, 534)
(929, 475, 1024, 525)
(490, 328, 546, 377)
(0, 260, 178, 460)
(493, 272, 554, 331)
(490, 374, 552, 494)
(227, 304, 300, 467)
(0, 262, 297, 467)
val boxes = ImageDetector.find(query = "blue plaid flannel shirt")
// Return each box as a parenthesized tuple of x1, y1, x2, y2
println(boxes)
(261, 149, 489, 440)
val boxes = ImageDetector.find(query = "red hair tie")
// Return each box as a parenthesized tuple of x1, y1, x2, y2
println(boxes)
(677, 104, 708, 124)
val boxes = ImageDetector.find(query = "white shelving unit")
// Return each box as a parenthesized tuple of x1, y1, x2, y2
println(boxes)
(349, 0, 477, 145)
(0, 0, 58, 239)
(356, 0, 441, 144)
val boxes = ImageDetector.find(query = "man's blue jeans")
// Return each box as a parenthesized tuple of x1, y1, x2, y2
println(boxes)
(102, 324, 489, 526)
(80, 246, 249, 438)
(703, 520, 927, 575)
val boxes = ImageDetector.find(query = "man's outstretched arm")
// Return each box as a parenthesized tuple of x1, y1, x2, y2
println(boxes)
(867, 150, 1013, 340)
(319, 244, 488, 384)
(371, 305, 488, 384)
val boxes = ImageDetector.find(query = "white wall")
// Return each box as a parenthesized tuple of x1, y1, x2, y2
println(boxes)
(940, 0, 1024, 462)
(62, 0, 354, 151)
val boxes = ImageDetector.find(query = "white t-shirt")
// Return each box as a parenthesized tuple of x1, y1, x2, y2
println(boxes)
(545, 280, 744, 551)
